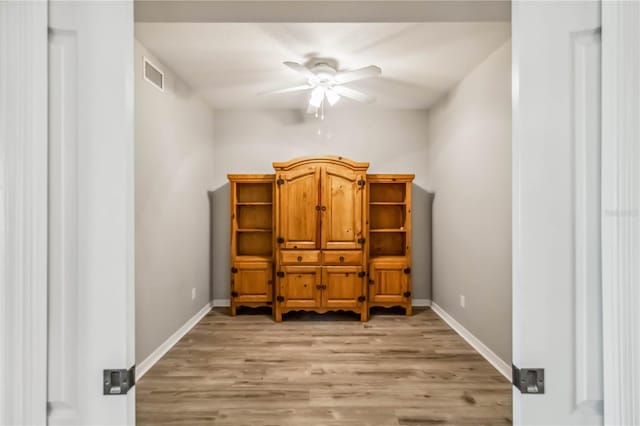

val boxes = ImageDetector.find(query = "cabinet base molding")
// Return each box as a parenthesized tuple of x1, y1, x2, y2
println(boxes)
(213, 299, 431, 308)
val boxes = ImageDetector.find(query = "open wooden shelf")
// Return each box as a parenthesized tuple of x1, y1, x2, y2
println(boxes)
(236, 230, 273, 257)
(369, 229, 407, 233)
(236, 202, 273, 206)
(369, 183, 406, 203)
(369, 231, 406, 257)
(236, 182, 273, 203)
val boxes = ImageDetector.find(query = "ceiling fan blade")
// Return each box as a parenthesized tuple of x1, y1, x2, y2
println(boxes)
(334, 65, 381, 84)
(283, 61, 316, 80)
(260, 84, 313, 95)
(306, 103, 318, 114)
(332, 85, 376, 103)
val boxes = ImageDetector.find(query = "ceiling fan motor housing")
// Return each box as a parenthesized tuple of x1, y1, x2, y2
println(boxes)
(310, 62, 337, 84)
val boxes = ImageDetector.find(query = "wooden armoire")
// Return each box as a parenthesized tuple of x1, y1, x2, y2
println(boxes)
(228, 156, 413, 321)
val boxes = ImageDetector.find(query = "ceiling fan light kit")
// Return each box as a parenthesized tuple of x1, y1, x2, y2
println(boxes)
(262, 60, 382, 117)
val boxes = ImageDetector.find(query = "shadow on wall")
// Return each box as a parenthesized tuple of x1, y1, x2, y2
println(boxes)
(412, 184, 435, 301)
(208, 182, 434, 303)
(210, 183, 231, 301)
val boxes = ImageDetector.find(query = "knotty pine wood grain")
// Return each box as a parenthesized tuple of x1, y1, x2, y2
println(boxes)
(137, 308, 511, 425)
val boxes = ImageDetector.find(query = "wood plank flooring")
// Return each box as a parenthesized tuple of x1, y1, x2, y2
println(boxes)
(137, 307, 511, 426)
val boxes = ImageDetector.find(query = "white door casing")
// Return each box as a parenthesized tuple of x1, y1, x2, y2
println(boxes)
(601, 1, 640, 424)
(512, 0, 603, 424)
(47, 1, 135, 424)
(0, 1, 49, 424)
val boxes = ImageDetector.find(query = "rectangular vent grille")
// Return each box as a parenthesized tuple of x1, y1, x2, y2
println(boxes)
(143, 57, 164, 91)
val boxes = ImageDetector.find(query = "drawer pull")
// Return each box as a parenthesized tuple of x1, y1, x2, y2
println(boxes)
(297, 256, 303, 262)
(339, 256, 344, 262)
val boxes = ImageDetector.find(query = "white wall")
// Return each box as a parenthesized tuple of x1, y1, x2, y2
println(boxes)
(212, 109, 430, 188)
(211, 109, 433, 302)
(427, 40, 512, 363)
(135, 40, 215, 363)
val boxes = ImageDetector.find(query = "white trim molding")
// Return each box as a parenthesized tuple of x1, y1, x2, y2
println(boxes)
(212, 299, 432, 308)
(602, 1, 640, 423)
(0, 2, 48, 425)
(430, 302, 511, 381)
(136, 302, 212, 380)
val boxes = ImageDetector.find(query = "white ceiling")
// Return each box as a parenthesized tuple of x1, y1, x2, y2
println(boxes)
(135, 23, 511, 110)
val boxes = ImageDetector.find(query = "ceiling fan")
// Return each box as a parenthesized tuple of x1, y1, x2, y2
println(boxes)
(263, 61, 382, 117)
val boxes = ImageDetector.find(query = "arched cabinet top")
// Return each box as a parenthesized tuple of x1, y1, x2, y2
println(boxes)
(272, 156, 369, 172)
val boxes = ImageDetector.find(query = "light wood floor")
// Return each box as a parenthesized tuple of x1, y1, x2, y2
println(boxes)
(137, 307, 512, 426)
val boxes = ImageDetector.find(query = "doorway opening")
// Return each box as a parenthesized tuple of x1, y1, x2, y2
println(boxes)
(132, 20, 513, 425)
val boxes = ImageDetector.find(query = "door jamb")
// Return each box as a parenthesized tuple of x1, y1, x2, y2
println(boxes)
(601, 1, 640, 423)
(0, 1, 49, 425)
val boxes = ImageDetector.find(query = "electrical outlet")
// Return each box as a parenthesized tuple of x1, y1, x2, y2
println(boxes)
(191, 288, 196, 301)
(460, 294, 466, 308)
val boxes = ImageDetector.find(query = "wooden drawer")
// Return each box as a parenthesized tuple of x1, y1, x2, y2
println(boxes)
(280, 250, 321, 265)
(322, 250, 363, 265)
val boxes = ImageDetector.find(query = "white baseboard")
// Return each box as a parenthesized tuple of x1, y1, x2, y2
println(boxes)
(136, 301, 212, 380)
(212, 299, 431, 307)
(430, 302, 511, 381)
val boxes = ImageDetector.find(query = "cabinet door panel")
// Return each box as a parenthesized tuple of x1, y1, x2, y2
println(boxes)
(323, 266, 363, 309)
(321, 166, 364, 250)
(280, 266, 321, 308)
(277, 167, 320, 249)
(369, 262, 408, 304)
(233, 262, 273, 302)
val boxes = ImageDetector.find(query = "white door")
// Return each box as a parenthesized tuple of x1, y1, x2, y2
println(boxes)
(48, 1, 135, 424)
(512, 1, 603, 424)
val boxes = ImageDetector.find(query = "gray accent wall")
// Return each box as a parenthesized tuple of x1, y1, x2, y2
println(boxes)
(210, 109, 433, 302)
(427, 40, 512, 364)
(135, 40, 215, 363)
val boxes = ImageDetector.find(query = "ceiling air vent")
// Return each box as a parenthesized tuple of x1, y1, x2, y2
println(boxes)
(143, 57, 164, 92)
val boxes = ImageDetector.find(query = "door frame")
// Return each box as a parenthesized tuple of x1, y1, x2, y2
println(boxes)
(2, 1, 639, 424)
(600, 1, 640, 423)
(0, 1, 49, 424)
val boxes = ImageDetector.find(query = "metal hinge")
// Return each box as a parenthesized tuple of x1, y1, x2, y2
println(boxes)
(357, 295, 366, 302)
(276, 178, 284, 185)
(512, 365, 545, 394)
(403, 291, 411, 297)
(277, 237, 285, 244)
(276, 295, 285, 302)
(403, 267, 411, 274)
(357, 237, 366, 244)
(357, 179, 365, 186)
(231, 267, 238, 273)
(358, 271, 366, 278)
(103, 365, 135, 395)
(231, 291, 238, 298)
(277, 271, 285, 278)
